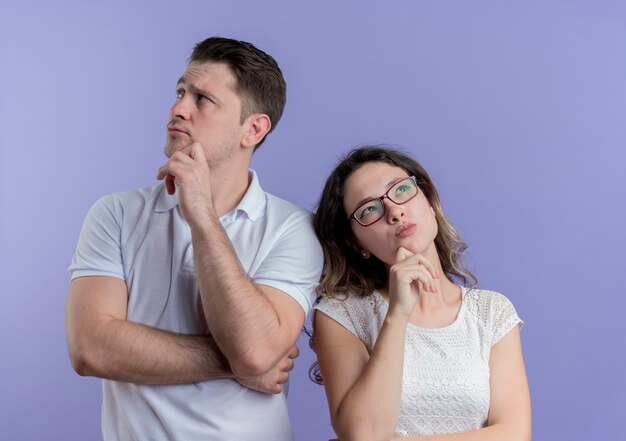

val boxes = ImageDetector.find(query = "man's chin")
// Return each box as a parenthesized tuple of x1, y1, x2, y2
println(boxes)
(164, 142, 183, 158)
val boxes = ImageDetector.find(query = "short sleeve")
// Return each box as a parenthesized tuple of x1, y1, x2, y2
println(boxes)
(68, 195, 125, 280)
(252, 212, 323, 317)
(490, 292, 523, 346)
(314, 296, 361, 339)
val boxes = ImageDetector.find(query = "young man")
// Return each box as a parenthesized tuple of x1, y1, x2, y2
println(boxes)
(66, 37, 323, 441)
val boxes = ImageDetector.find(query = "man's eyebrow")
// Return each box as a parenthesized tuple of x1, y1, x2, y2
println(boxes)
(175, 78, 219, 101)
(187, 83, 208, 96)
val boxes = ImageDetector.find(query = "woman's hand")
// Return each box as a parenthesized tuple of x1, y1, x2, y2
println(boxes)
(387, 246, 439, 320)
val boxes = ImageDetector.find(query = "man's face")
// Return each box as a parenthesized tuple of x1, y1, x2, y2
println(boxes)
(165, 61, 245, 168)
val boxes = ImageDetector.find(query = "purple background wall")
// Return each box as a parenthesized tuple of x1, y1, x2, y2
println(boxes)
(1, 1, 625, 440)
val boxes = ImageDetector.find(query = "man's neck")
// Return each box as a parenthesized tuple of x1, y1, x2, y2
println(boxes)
(210, 166, 251, 217)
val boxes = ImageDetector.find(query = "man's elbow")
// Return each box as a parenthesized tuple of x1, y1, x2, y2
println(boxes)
(67, 334, 103, 377)
(228, 352, 274, 378)
(226, 342, 285, 378)
(68, 345, 93, 376)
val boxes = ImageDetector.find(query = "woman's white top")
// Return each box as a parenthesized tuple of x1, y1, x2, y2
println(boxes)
(314, 287, 522, 436)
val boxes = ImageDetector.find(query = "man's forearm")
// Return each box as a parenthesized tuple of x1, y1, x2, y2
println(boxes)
(190, 217, 297, 376)
(72, 318, 232, 384)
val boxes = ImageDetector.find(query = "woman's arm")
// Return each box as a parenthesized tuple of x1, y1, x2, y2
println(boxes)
(316, 248, 440, 441)
(315, 310, 408, 441)
(390, 325, 531, 441)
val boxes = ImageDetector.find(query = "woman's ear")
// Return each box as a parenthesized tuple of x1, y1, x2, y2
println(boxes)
(346, 236, 369, 259)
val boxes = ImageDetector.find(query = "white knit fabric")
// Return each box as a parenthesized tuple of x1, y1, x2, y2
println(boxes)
(314, 287, 522, 436)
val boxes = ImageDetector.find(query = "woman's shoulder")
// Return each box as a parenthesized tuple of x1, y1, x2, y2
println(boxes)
(315, 291, 381, 316)
(313, 291, 387, 327)
(463, 287, 523, 343)
(463, 287, 516, 309)
(316, 290, 374, 304)
(314, 291, 385, 348)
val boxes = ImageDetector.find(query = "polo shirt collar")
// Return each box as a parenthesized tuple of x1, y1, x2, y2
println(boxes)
(155, 184, 178, 213)
(154, 169, 266, 222)
(235, 169, 266, 222)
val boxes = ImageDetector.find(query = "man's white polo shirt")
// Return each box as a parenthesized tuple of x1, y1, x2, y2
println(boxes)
(69, 170, 323, 441)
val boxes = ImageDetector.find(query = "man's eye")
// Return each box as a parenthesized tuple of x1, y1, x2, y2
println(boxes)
(176, 90, 184, 100)
(197, 95, 212, 103)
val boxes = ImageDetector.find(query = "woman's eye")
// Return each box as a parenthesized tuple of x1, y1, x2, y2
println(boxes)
(395, 183, 417, 198)
(360, 205, 378, 218)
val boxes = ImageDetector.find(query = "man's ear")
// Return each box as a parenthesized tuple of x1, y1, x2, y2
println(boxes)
(241, 114, 271, 149)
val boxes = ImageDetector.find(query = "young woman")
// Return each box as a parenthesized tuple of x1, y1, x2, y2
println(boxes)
(312, 146, 531, 441)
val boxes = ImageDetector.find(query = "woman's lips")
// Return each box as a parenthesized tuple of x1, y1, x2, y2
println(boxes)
(396, 223, 416, 238)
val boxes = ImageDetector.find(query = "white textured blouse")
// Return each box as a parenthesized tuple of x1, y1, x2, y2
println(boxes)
(314, 287, 522, 436)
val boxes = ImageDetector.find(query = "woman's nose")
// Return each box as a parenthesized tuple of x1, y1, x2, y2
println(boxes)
(385, 199, 404, 223)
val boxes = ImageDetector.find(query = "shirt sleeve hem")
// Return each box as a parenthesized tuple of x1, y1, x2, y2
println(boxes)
(70, 270, 125, 282)
(491, 318, 524, 347)
(254, 279, 315, 318)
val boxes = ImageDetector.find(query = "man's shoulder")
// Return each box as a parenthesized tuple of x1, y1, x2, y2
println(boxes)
(107, 183, 164, 204)
(264, 191, 312, 219)
(256, 192, 320, 251)
(86, 183, 165, 223)
(94, 183, 164, 209)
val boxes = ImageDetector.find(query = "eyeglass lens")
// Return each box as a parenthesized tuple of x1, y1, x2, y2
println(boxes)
(353, 178, 418, 226)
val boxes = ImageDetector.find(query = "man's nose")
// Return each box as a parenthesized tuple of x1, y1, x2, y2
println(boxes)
(170, 97, 191, 120)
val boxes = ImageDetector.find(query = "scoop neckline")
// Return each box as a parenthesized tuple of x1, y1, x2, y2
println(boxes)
(373, 285, 468, 332)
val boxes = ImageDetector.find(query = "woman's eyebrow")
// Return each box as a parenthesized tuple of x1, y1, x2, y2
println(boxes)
(352, 177, 407, 208)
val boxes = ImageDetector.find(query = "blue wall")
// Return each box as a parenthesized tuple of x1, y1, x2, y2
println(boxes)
(1, 1, 625, 439)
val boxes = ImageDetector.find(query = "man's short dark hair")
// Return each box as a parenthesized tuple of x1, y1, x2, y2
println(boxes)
(190, 37, 287, 150)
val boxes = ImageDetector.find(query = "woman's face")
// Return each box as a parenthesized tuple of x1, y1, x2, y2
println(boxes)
(343, 161, 439, 265)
